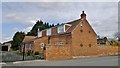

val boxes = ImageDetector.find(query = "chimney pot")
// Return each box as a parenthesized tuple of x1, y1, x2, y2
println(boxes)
(81, 11, 86, 19)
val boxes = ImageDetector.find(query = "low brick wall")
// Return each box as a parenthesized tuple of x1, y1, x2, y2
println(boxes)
(45, 45, 72, 60)
(45, 45, 119, 60)
(96, 46, 119, 56)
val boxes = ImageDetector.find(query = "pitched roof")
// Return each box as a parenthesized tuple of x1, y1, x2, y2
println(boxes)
(3, 40, 13, 44)
(66, 19, 81, 33)
(23, 36, 37, 43)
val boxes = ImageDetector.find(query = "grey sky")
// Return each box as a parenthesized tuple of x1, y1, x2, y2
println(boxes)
(1, 2, 118, 43)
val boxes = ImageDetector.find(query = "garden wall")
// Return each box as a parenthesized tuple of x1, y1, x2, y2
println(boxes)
(45, 45, 119, 60)
(45, 45, 72, 60)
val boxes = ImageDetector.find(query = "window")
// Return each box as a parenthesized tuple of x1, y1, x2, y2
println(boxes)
(25, 44, 28, 48)
(58, 25, 65, 33)
(38, 31, 42, 37)
(56, 41, 64, 45)
(89, 44, 91, 47)
(80, 44, 83, 47)
(47, 28, 51, 36)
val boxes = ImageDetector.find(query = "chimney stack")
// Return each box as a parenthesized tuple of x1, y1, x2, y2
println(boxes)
(80, 11, 86, 19)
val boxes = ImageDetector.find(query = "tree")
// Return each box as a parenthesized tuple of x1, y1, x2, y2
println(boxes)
(27, 20, 44, 36)
(57, 23, 60, 26)
(114, 32, 120, 41)
(26, 20, 57, 36)
(12, 31, 25, 50)
(51, 23, 55, 27)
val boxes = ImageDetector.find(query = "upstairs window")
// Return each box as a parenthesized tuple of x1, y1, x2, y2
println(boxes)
(38, 31, 42, 37)
(58, 25, 65, 33)
(47, 28, 51, 36)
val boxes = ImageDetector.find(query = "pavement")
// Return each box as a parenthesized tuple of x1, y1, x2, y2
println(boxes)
(1, 55, 119, 66)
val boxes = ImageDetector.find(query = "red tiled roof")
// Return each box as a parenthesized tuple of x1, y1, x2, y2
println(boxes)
(66, 19, 81, 33)
(23, 36, 37, 43)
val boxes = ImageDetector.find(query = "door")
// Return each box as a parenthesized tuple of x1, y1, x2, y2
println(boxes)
(2, 46, 8, 51)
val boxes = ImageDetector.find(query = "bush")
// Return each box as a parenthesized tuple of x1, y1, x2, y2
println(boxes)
(35, 55, 40, 59)
(34, 52, 39, 55)
(27, 50, 32, 56)
(39, 53, 44, 59)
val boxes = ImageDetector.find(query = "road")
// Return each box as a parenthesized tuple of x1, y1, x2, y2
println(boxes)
(1, 56, 119, 66)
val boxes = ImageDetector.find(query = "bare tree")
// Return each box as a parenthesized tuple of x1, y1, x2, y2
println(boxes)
(114, 32, 120, 41)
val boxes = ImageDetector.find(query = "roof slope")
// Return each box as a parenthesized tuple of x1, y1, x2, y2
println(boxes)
(23, 36, 37, 43)
(66, 19, 81, 33)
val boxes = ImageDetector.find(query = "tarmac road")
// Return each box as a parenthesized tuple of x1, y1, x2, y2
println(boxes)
(1, 56, 119, 66)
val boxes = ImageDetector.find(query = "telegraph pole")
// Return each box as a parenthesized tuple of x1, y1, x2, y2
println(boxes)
(23, 43, 25, 61)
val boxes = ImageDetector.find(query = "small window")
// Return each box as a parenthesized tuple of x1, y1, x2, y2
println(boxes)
(89, 44, 91, 47)
(56, 42, 64, 45)
(80, 44, 83, 47)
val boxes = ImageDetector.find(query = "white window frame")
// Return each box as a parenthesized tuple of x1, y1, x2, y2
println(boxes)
(57, 25, 65, 33)
(46, 28, 51, 36)
(38, 31, 42, 37)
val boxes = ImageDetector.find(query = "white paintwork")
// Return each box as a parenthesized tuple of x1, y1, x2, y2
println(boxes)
(46, 28, 51, 36)
(38, 31, 42, 37)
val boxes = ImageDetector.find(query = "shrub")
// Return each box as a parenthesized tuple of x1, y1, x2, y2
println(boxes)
(34, 52, 39, 55)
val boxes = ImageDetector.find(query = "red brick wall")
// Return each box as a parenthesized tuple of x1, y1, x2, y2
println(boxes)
(96, 46, 119, 56)
(71, 19, 97, 56)
(33, 37, 48, 53)
(49, 34, 72, 45)
(42, 30, 46, 37)
(45, 45, 72, 60)
(51, 27, 57, 35)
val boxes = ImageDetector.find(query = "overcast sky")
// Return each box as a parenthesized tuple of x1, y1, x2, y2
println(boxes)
(1, 2, 118, 43)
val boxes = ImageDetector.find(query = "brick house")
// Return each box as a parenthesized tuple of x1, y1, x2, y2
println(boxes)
(21, 11, 119, 60)
(23, 11, 97, 59)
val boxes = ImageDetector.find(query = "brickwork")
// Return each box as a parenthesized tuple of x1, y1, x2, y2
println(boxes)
(42, 30, 46, 37)
(49, 33, 72, 45)
(33, 37, 48, 53)
(71, 19, 97, 56)
(45, 45, 72, 60)
(51, 27, 57, 35)
(21, 11, 119, 60)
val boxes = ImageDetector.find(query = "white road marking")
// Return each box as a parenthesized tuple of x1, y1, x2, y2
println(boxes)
(13, 60, 47, 64)
(0, 63, 6, 65)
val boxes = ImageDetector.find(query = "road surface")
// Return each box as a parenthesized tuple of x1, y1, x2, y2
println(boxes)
(1, 56, 119, 66)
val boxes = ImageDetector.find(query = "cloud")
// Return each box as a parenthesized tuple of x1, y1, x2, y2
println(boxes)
(1, 0, 119, 2)
(2, 2, 118, 42)
(1, 34, 12, 43)
(22, 27, 32, 34)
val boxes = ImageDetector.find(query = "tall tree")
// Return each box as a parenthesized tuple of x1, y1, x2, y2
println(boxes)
(114, 32, 120, 41)
(12, 31, 25, 50)
(51, 23, 55, 27)
(26, 20, 56, 36)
